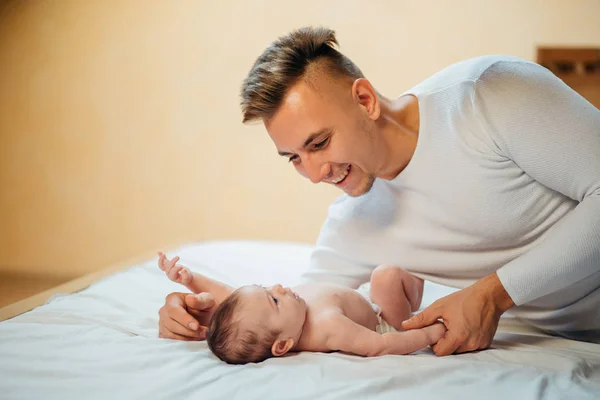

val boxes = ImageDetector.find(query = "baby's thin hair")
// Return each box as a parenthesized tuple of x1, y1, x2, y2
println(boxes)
(207, 289, 281, 364)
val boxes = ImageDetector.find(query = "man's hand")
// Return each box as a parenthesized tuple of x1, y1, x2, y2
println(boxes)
(401, 273, 514, 356)
(158, 291, 216, 341)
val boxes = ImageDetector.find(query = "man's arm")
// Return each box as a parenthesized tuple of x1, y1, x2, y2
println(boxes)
(475, 59, 600, 306)
(324, 313, 445, 357)
(405, 60, 600, 356)
(300, 198, 380, 288)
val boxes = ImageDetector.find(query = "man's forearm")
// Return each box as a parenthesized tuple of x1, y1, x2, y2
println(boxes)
(189, 273, 235, 305)
(496, 198, 600, 306)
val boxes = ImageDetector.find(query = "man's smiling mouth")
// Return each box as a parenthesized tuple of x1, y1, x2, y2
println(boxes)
(329, 165, 350, 184)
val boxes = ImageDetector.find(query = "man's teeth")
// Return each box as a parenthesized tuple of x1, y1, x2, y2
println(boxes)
(331, 166, 350, 184)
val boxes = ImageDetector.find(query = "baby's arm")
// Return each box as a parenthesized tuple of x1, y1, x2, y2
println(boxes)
(324, 313, 446, 357)
(158, 252, 234, 305)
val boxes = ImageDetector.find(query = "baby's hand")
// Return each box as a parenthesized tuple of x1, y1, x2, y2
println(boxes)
(158, 252, 193, 286)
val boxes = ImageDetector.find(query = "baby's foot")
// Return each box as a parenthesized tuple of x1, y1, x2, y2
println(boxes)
(158, 252, 193, 286)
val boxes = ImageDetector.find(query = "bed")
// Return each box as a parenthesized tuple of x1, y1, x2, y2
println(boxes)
(1, 240, 599, 399)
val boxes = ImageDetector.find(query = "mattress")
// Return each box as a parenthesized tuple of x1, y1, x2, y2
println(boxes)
(1, 240, 599, 400)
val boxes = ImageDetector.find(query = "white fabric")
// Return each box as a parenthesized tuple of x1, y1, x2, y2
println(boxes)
(304, 55, 600, 335)
(355, 282, 397, 334)
(1, 240, 599, 400)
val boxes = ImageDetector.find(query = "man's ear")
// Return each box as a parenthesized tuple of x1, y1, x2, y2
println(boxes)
(271, 338, 294, 357)
(351, 78, 380, 120)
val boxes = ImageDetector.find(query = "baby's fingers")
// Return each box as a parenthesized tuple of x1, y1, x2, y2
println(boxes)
(167, 256, 180, 271)
(157, 252, 167, 271)
(167, 265, 185, 282)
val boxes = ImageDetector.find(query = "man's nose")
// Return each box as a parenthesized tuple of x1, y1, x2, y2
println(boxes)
(272, 284, 284, 294)
(304, 158, 330, 184)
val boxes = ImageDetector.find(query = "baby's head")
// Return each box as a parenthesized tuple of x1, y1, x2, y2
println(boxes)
(207, 284, 307, 364)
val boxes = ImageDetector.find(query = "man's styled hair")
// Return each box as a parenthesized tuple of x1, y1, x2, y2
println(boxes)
(206, 289, 281, 365)
(240, 26, 364, 123)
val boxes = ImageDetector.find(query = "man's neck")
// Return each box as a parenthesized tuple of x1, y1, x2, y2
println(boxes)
(375, 94, 420, 180)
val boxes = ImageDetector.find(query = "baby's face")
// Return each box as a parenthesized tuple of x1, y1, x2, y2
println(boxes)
(237, 284, 307, 340)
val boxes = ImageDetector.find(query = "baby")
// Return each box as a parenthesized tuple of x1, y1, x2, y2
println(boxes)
(158, 252, 445, 364)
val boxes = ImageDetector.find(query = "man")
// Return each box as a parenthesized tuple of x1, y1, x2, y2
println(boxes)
(159, 27, 600, 355)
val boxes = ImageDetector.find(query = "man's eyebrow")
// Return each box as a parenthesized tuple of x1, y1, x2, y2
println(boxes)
(277, 128, 331, 157)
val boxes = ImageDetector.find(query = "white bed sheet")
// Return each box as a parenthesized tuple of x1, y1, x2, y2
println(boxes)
(1, 240, 599, 400)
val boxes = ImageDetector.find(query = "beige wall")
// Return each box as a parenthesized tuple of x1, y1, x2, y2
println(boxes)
(1, 0, 599, 279)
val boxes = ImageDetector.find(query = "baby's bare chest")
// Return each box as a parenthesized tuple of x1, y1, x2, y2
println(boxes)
(296, 284, 379, 334)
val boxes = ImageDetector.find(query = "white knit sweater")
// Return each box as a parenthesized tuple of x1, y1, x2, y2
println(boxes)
(303, 55, 600, 310)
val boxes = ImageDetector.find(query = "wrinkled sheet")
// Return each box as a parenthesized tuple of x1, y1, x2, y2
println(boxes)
(1, 240, 599, 400)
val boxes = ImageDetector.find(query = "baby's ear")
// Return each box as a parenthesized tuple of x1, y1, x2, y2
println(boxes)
(271, 338, 294, 357)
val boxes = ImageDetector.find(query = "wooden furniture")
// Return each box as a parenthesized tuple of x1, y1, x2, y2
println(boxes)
(537, 47, 600, 108)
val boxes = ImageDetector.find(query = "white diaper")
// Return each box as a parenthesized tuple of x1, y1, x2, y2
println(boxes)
(356, 282, 397, 334)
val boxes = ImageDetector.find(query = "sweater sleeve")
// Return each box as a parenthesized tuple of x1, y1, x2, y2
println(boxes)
(299, 197, 375, 288)
(473, 59, 600, 306)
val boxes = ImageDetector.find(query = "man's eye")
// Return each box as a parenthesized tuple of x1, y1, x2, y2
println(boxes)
(272, 296, 279, 304)
(288, 155, 299, 163)
(313, 137, 330, 149)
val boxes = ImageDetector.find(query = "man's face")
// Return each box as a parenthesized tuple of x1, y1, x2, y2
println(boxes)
(264, 75, 378, 197)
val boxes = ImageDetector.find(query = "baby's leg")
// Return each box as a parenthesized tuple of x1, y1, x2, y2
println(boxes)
(369, 265, 424, 331)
